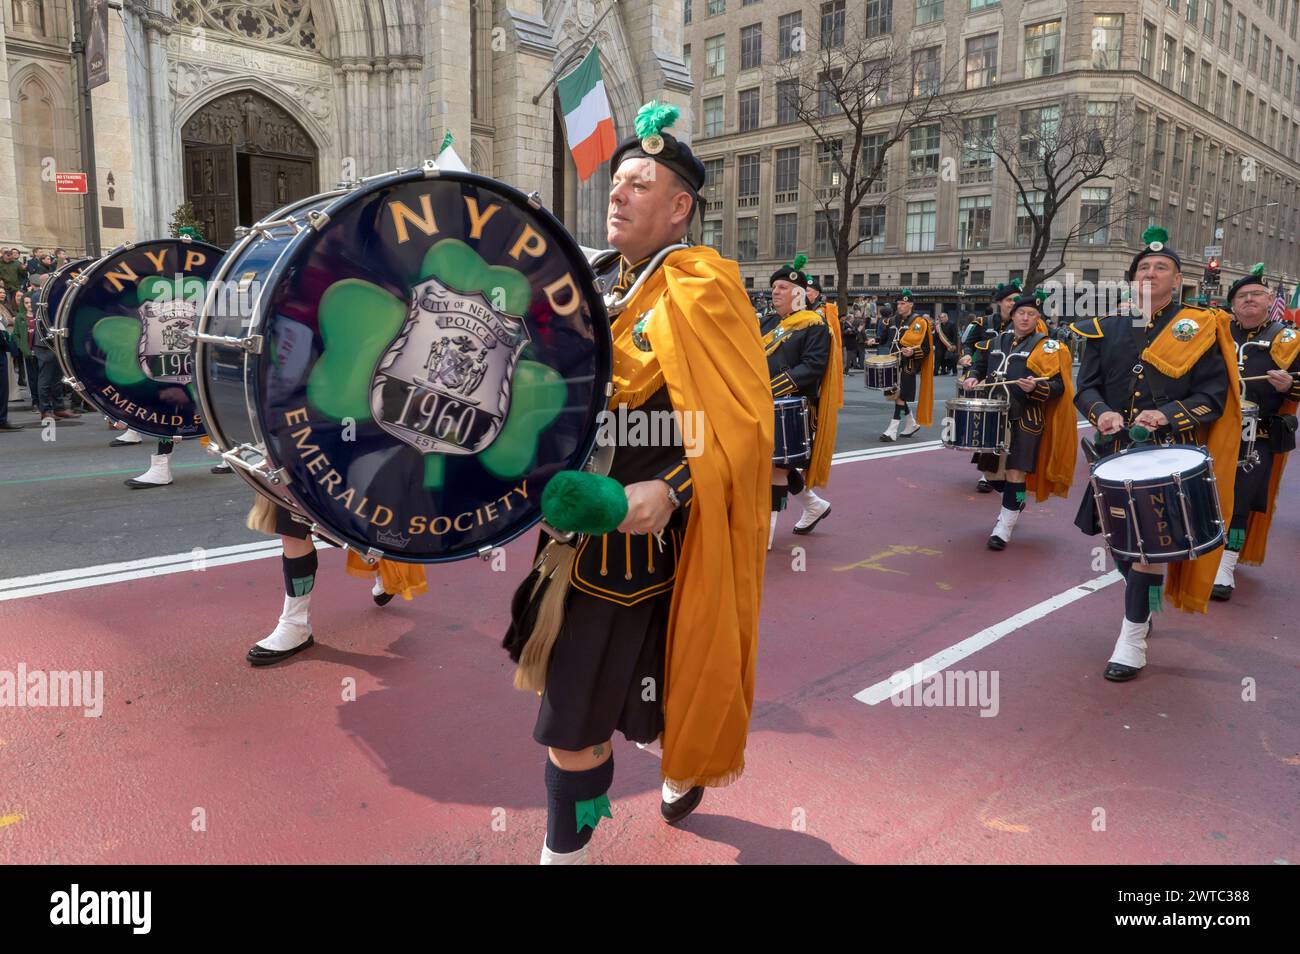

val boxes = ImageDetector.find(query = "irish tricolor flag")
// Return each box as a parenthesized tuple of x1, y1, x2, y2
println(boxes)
(558, 44, 617, 181)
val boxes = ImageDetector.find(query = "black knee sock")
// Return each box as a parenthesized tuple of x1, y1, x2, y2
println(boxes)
(893, 404, 906, 419)
(157, 439, 173, 455)
(1124, 568, 1162, 623)
(771, 485, 788, 512)
(1115, 558, 1133, 581)
(787, 469, 805, 496)
(282, 551, 318, 597)
(545, 754, 615, 853)
(1000, 480, 1026, 511)
(1227, 513, 1248, 551)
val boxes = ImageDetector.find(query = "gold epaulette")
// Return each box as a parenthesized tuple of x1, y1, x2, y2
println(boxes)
(1068, 317, 1104, 339)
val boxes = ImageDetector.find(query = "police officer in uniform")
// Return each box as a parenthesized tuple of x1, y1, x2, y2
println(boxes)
(1069, 227, 1240, 682)
(1211, 265, 1300, 599)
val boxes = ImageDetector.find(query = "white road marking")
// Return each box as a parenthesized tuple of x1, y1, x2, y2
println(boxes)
(853, 570, 1123, 705)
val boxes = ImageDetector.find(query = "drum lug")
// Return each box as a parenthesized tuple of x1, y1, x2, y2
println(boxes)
(421, 158, 440, 177)
(266, 466, 288, 486)
(63, 377, 84, 393)
(306, 210, 330, 231)
(192, 332, 263, 354)
(526, 191, 542, 210)
(364, 547, 383, 563)
(477, 545, 496, 561)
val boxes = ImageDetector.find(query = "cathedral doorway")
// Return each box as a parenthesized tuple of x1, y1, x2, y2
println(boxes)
(181, 90, 319, 246)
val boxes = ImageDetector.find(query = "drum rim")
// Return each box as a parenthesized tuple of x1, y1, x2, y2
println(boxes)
(864, 354, 899, 365)
(1090, 443, 1212, 483)
(53, 237, 223, 438)
(34, 255, 92, 344)
(198, 165, 614, 563)
(946, 397, 1009, 409)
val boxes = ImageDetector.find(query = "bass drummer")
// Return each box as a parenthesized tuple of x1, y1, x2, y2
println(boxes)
(1211, 264, 1300, 600)
(960, 290, 1076, 550)
(1069, 226, 1240, 682)
(765, 253, 840, 539)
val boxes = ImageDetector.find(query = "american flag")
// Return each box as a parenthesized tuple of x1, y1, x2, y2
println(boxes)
(1269, 281, 1287, 324)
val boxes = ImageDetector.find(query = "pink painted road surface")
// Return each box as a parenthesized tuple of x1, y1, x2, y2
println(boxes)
(2, 442, 1297, 864)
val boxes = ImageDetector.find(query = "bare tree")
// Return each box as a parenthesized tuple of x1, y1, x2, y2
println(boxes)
(770, 10, 966, 315)
(958, 95, 1141, 288)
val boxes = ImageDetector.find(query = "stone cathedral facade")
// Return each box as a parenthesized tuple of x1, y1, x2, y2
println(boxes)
(0, 0, 691, 253)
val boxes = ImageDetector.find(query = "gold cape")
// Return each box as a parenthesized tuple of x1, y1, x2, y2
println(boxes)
(1240, 329, 1300, 564)
(613, 245, 773, 791)
(762, 306, 842, 488)
(1024, 339, 1078, 501)
(898, 316, 934, 426)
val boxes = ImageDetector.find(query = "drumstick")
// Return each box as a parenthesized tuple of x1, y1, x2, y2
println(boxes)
(1239, 371, 1300, 382)
(965, 377, 1050, 389)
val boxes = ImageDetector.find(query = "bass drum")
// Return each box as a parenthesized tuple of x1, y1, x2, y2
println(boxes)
(34, 256, 93, 344)
(195, 162, 612, 563)
(53, 237, 224, 439)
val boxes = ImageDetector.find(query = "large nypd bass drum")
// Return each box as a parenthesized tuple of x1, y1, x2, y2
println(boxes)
(34, 256, 92, 344)
(53, 237, 223, 439)
(195, 162, 613, 564)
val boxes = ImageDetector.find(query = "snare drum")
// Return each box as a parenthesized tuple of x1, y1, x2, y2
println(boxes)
(1089, 444, 1224, 564)
(944, 397, 1009, 452)
(1239, 400, 1260, 470)
(53, 238, 222, 439)
(34, 257, 91, 345)
(195, 163, 612, 563)
(773, 396, 811, 466)
(864, 353, 899, 391)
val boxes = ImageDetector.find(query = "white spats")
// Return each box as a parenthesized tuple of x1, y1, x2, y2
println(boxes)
(767, 511, 778, 551)
(540, 842, 590, 865)
(881, 418, 900, 441)
(256, 594, 313, 651)
(1214, 549, 1240, 588)
(111, 428, 143, 446)
(792, 489, 830, 531)
(900, 413, 921, 437)
(125, 454, 172, 487)
(661, 781, 688, 804)
(1109, 617, 1149, 669)
(371, 576, 386, 597)
(990, 506, 1022, 545)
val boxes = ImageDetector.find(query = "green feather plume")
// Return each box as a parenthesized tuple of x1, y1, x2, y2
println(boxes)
(1033, 287, 1048, 303)
(1142, 225, 1169, 245)
(994, 282, 1005, 291)
(634, 101, 680, 140)
(1250, 262, 1266, 277)
(900, 288, 913, 297)
(791, 253, 808, 271)
(1009, 277, 1023, 290)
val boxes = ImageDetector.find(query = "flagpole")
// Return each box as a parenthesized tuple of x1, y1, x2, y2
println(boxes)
(531, 1, 618, 106)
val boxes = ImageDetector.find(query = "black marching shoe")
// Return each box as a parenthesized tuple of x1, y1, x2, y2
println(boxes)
(373, 592, 395, 607)
(660, 786, 705, 825)
(246, 634, 314, 667)
(976, 478, 992, 494)
(1103, 661, 1142, 682)
(1210, 584, 1233, 602)
(987, 534, 1007, 551)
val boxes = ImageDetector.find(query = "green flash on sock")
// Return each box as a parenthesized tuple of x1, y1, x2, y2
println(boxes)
(1227, 528, 1246, 551)
(1148, 585, 1163, 614)
(291, 576, 315, 597)
(1015, 491, 1026, 505)
(575, 794, 613, 833)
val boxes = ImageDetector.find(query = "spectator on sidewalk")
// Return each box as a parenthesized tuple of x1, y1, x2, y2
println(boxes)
(0, 247, 27, 295)
(0, 286, 20, 431)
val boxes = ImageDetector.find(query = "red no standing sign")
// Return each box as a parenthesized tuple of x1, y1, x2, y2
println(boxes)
(55, 173, 88, 194)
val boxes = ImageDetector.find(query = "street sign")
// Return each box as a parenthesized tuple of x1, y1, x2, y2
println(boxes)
(1214, 227, 1224, 240)
(1204, 245, 1222, 258)
(55, 173, 88, 194)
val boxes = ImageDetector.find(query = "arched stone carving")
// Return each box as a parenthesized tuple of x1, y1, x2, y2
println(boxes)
(182, 88, 315, 155)
(174, 0, 319, 54)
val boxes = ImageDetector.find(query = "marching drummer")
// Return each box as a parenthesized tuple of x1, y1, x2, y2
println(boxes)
(503, 101, 771, 863)
(874, 289, 933, 442)
(1212, 264, 1300, 600)
(765, 253, 841, 540)
(962, 279, 1022, 492)
(1069, 226, 1241, 682)
(959, 289, 1076, 550)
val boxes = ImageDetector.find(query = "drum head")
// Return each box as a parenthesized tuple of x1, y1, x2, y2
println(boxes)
(1093, 445, 1208, 481)
(57, 239, 222, 438)
(242, 169, 612, 563)
(1241, 400, 1259, 417)
(865, 354, 897, 366)
(35, 257, 92, 342)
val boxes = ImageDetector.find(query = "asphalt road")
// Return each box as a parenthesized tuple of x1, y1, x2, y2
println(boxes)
(0, 369, 964, 579)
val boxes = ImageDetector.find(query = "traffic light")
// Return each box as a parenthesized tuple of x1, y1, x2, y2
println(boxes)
(1204, 258, 1221, 286)
(958, 257, 971, 283)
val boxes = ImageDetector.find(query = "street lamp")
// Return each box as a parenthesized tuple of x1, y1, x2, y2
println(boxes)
(1212, 200, 1280, 248)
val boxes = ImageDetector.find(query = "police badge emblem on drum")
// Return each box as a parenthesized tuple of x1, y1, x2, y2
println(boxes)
(371, 262, 531, 456)
(137, 299, 197, 384)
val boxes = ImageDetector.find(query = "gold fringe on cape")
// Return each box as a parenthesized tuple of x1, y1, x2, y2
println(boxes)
(898, 316, 934, 426)
(345, 550, 428, 601)
(1025, 340, 1078, 501)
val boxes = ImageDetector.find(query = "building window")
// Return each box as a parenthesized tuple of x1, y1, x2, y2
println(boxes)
(958, 195, 992, 249)
(1215, 71, 1228, 113)
(814, 209, 841, 257)
(912, 46, 941, 96)
(684, 0, 691, 25)
(1015, 190, 1045, 246)
(1019, 105, 1060, 161)
(817, 139, 843, 190)
(818, 70, 843, 117)
(1160, 36, 1176, 87)
(702, 158, 724, 210)
(861, 131, 888, 189)
(1024, 21, 1061, 78)
(899, 272, 912, 286)
(1220, 2, 1232, 48)
(916, 272, 930, 286)
(1170, 127, 1186, 182)
(1249, 25, 1259, 71)
(737, 153, 760, 203)
(1140, 20, 1155, 76)
(1086, 100, 1116, 155)
(779, 12, 802, 60)
(737, 217, 758, 261)
(905, 200, 937, 252)
(965, 33, 999, 89)
(702, 220, 722, 250)
(738, 88, 760, 131)
(740, 24, 762, 69)
(961, 115, 996, 169)
(774, 147, 800, 197)
(916, 0, 943, 26)
(1132, 108, 1148, 168)
(703, 96, 724, 137)
(970, 0, 999, 8)
(1235, 13, 1246, 59)
(1180, 48, 1194, 98)
(774, 213, 798, 259)
(1276, 48, 1285, 88)
(1092, 14, 1123, 70)
(1189, 135, 1202, 185)
(1081, 187, 1112, 244)
(705, 35, 725, 78)
(1203, 0, 1216, 34)
(858, 205, 886, 253)
(776, 80, 799, 124)
(820, 0, 845, 48)
(1229, 81, 1240, 124)
(853, 273, 865, 287)
(868, 272, 880, 285)
(866, 0, 892, 36)
(1198, 59, 1212, 107)
(1152, 117, 1167, 175)
(707, 0, 725, 15)
(908, 123, 941, 176)
(683, 44, 691, 73)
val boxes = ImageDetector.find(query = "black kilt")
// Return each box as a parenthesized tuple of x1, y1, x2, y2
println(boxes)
(890, 370, 919, 402)
(976, 420, 1041, 475)
(1235, 443, 1276, 514)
